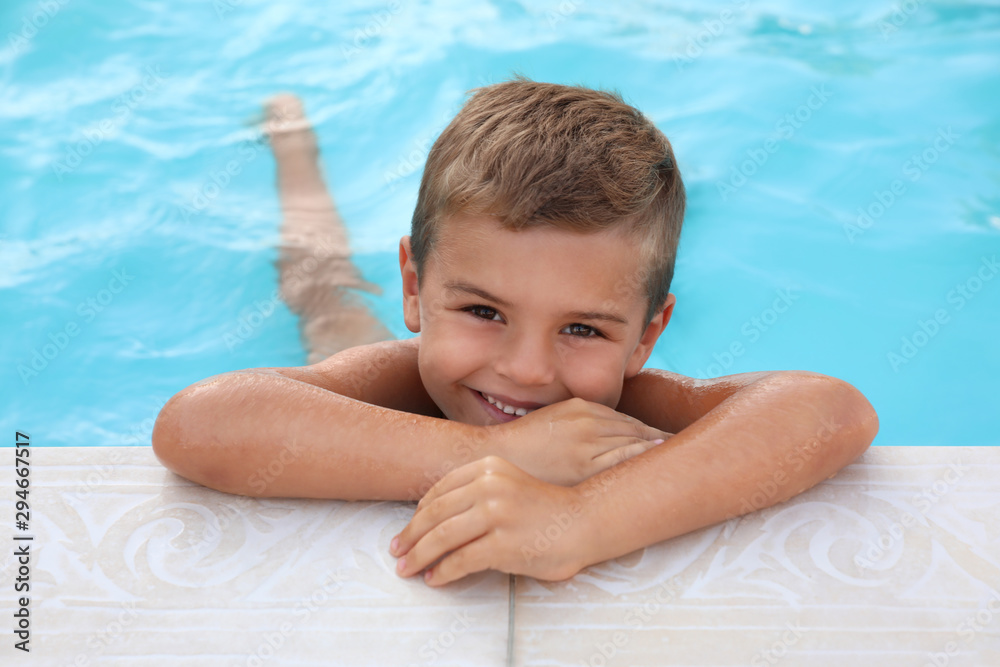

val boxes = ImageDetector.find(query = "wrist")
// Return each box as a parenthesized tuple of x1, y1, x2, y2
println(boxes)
(478, 422, 512, 462)
(562, 483, 604, 576)
(569, 472, 629, 571)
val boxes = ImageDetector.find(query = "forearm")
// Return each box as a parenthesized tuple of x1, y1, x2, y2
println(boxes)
(575, 372, 878, 568)
(152, 370, 489, 501)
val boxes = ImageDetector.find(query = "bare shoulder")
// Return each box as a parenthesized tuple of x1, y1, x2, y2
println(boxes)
(263, 337, 441, 417)
(618, 367, 777, 433)
(619, 367, 870, 435)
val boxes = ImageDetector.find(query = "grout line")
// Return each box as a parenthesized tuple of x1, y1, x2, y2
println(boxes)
(506, 573, 515, 667)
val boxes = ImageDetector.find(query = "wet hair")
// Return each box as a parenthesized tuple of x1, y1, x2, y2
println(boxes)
(409, 77, 685, 325)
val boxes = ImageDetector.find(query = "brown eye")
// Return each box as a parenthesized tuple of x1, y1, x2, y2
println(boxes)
(466, 305, 501, 321)
(564, 323, 599, 337)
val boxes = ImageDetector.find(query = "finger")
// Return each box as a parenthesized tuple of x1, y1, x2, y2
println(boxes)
(417, 456, 515, 511)
(590, 439, 662, 469)
(600, 423, 670, 445)
(395, 458, 516, 557)
(394, 488, 474, 558)
(396, 501, 489, 578)
(625, 418, 670, 443)
(423, 535, 494, 587)
(414, 457, 494, 512)
(587, 418, 669, 457)
(597, 409, 669, 443)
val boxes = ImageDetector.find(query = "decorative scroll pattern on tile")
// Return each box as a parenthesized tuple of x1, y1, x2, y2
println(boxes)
(515, 447, 1000, 667)
(0, 447, 509, 666)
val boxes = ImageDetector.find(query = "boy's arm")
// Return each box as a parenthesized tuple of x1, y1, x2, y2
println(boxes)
(576, 369, 878, 567)
(391, 370, 878, 585)
(152, 338, 667, 499)
(151, 338, 478, 500)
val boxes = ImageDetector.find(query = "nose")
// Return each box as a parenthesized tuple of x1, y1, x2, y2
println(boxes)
(492, 328, 557, 388)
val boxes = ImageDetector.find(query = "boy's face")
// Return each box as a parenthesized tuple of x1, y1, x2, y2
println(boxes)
(399, 214, 674, 425)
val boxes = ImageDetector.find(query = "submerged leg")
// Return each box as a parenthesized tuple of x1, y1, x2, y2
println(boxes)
(264, 94, 391, 364)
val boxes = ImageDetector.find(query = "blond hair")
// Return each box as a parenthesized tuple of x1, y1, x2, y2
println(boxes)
(410, 77, 685, 324)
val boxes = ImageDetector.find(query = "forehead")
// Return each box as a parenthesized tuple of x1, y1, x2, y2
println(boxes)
(428, 214, 648, 311)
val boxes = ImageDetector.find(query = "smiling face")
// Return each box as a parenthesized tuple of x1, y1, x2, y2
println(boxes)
(399, 214, 674, 426)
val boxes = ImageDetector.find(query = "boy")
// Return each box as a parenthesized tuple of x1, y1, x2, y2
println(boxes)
(152, 79, 878, 587)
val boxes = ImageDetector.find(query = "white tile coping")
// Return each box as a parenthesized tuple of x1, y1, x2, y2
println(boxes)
(0, 446, 997, 666)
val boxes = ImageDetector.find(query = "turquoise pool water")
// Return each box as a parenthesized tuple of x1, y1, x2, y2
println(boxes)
(2, 1, 998, 447)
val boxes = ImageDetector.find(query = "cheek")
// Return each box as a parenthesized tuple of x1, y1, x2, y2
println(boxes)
(559, 346, 628, 407)
(420, 318, 494, 382)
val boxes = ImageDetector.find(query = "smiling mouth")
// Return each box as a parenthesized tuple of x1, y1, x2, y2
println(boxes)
(477, 391, 538, 417)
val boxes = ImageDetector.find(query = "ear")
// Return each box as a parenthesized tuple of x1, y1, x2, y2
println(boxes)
(624, 293, 675, 378)
(399, 236, 421, 333)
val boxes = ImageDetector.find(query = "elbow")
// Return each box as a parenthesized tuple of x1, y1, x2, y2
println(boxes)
(827, 375, 878, 462)
(152, 387, 225, 489)
(152, 378, 266, 496)
(848, 382, 880, 455)
(776, 371, 879, 462)
(151, 390, 189, 479)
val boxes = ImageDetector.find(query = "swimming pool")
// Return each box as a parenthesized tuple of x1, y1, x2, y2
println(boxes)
(2, 0, 998, 447)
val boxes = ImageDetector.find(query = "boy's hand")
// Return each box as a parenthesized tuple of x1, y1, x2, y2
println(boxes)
(390, 456, 590, 586)
(491, 397, 671, 486)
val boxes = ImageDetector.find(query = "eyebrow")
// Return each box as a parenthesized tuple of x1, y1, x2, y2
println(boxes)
(565, 309, 630, 325)
(443, 281, 630, 325)
(444, 281, 513, 308)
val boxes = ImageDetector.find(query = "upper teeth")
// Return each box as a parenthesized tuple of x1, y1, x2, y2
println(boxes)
(482, 392, 532, 417)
